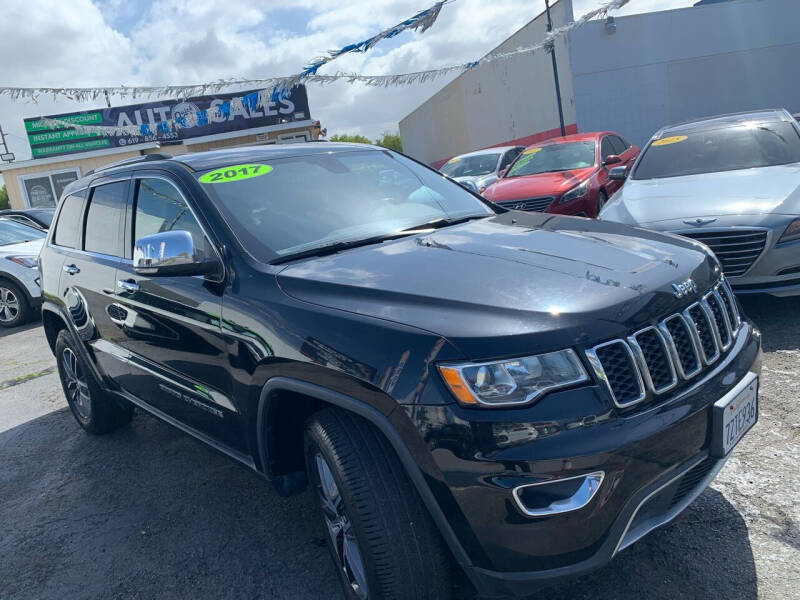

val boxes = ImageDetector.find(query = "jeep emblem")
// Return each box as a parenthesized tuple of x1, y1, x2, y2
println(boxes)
(672, 278, 698, 299)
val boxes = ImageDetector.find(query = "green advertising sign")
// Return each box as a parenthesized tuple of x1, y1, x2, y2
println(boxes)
(25, 112, 103, 132)
(28, 128, 101, 146)
(31, 139, 111, 158)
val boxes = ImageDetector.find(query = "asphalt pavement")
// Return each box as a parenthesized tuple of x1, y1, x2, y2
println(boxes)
(0, 295, 798, 599)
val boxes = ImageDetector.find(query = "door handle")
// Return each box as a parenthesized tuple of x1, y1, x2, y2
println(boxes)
(117, 279, 140, 294)
(63, 264, 80, 276)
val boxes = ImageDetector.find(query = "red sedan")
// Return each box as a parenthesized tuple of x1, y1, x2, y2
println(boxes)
(482, 132, 639, 218)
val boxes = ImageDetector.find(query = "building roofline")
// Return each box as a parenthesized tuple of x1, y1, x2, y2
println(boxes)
(0, 142, 161, 172)
(0, 119, 317, 172)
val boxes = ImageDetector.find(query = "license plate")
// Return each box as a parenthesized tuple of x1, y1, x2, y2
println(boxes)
(711, 373, 758, 457)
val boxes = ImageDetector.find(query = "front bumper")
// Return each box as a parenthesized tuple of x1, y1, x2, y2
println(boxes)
(403, 322, 761, 598)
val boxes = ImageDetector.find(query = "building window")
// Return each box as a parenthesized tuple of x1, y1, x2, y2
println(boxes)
(277, 132, 309, 144)
(19, 169, 81, 208)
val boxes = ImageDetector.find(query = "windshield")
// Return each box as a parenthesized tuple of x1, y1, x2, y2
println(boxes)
(506, 142, 596, 177)
(27, 209, 54, 227)
(0, 219, 47, 246)
(440, 153, 500, 177)
(197, 149, 494, 261)
(633, 120, 800, 179)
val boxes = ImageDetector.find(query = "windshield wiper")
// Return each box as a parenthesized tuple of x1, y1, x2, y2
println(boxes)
(400, 214, 489, 232)
(271, 231, 418, 265)
(271, 215, 490, 265)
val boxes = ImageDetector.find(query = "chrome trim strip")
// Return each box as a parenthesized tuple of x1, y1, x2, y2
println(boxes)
(719, 279, 741, 332)
(701, 292, 729, 353)
(710, 289, 733, 351)
(586, 340, 646, 408)
(658, 315, 703, 380)
(613, 454, 728, 556)
(512, 471, 605, 518)
(682, 302, 720, 365)
(628, 326, 677, 395)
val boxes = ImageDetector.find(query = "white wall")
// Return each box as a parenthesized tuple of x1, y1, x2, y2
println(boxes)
(570, 0, 800, 147)
(400, 0, 576, 166)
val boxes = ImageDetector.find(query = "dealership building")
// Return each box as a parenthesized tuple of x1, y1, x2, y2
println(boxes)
(0, 86, 320, 210)
(400, 0, 800, 167)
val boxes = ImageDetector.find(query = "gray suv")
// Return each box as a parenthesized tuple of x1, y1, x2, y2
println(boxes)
(0, 217, 45, 327)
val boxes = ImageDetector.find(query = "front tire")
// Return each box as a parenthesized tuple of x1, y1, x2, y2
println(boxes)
(0, 280, 31, 328)
(55, 329, 133, 434)
(305, 408, 454, 600)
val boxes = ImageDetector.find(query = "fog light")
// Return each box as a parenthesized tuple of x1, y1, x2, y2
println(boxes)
(512, 472, 604, 517)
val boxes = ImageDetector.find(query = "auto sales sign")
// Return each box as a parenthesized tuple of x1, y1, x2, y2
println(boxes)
(24, 86, 310, 159)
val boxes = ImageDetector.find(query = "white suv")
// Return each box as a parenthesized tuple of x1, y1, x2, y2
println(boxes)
(0, 217, 45, 327)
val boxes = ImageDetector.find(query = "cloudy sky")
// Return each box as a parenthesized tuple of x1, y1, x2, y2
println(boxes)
(0, 0, 696, 183)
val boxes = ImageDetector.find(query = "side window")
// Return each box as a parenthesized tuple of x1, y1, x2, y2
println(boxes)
(610, 136, 628, 155)
(500, 148, 522, 170)
(84, 182, 128, 256)
(133, 178, 208, 259)
(54, 191, 86, 248)
(600, 137, 616, 160)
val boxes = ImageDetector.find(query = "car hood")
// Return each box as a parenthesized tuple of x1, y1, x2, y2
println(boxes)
(602, 163, 800, 226)
(485, 167, 595, 202)
(0, 239, 44, 257)
(277, 213, 719, 359)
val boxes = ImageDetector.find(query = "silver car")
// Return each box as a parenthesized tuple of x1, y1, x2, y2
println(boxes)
(601, 109, 800, 297)
(440, 146, 524, 194)
(0, 217, 45, 327)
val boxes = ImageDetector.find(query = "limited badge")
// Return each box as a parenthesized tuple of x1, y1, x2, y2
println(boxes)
(652, 135, 687, 146)
(199, 164, 273, 183)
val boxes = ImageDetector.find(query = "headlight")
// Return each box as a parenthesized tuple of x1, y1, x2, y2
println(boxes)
(778, 218, 800, 243)
(6, 256, 38, 268)
(559, 180, 590, 204)
(438, 349, 588, 407)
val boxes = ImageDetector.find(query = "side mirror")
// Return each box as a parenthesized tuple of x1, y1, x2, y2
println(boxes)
(498, 167, 508, 178)
(608, 165, 628, 181)
(133, 230, 218, 277)
(603, 154, 622, 167)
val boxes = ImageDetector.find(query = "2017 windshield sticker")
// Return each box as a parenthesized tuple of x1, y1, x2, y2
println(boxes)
(652, 135, 687, 147)
(199, 164, 273, 183)
(523, 147, 542, 154)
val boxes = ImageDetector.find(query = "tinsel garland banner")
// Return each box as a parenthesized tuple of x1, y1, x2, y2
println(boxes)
(15, 0, 629, 138)
(0, 0, 451, 104)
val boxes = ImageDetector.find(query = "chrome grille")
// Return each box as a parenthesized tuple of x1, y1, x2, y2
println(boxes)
(498, 196, 554, 212)
(705, 291, 732, 351)
(678, 230, 767, 277)
(661, 315, 701, 379)
(588, 341, 645, 407)
(588, 279, 740, 408)
(629, 327, 676, 394)
(686, 303, 719, 364)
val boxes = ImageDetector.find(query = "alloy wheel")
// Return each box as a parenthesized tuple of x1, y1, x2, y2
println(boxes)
(314, 453, 369, 599)
(62, 348, 91, 421)
(0, 287, 20, 323)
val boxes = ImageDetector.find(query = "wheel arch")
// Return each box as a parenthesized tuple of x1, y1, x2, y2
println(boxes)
(0, 273, 35, 306)
(41, 305, 68, 353)
(256, 377, 476, 579)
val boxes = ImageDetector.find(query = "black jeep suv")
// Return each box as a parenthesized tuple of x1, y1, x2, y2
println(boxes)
(39, 144, 761, 599)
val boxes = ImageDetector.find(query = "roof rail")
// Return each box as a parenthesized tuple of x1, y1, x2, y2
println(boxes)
(86, 153, 172, 176)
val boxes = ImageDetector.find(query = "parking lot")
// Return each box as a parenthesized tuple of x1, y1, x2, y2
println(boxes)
(0, 294, 798, 600)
